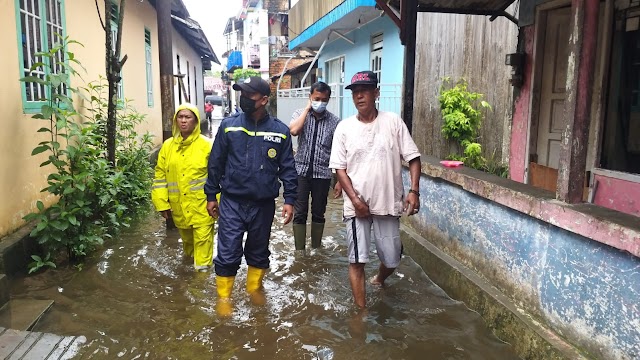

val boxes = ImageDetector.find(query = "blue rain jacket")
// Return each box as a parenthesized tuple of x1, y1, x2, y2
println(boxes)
(205, 112, 297, 205)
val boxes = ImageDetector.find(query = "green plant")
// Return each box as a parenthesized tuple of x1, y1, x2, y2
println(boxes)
(463, 141, 485, 170)
(439, 77, 491, 144)
(483, 149, 509, 178)
(439, 77, 495, 171)
(21, 37, 153, 271)
(232, 68, 261, 83)
(28, 254, 56, 274)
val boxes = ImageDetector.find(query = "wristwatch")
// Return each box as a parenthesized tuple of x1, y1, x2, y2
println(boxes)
(408, 189, 420, 197)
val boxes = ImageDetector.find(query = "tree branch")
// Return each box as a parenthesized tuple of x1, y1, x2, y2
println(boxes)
(118, 54, 128, 70)
(95, 0, 105, 31)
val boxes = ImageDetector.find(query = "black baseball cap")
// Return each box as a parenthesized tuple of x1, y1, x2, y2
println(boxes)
(233, 76, 271, 96)
(345, 70, 378, 90)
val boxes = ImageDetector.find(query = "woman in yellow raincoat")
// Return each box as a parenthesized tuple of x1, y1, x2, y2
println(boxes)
(152, 103, 219, 271)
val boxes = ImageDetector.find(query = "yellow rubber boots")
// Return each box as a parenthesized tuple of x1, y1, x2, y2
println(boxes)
(215, 275, 235, 317)
(246, 266, 267, 305)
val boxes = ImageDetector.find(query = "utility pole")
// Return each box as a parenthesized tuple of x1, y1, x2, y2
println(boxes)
(157, 0, 174, 141)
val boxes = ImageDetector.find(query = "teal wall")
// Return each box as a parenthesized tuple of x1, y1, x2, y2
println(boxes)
(318, 15, 403, 86)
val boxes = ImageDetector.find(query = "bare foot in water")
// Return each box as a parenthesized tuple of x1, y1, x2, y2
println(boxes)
(369, 275, 383, 287)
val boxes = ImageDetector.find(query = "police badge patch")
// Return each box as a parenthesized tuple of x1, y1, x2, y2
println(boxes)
(268, 148, 277, 158)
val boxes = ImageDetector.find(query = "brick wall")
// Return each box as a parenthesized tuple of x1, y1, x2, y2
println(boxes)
(269, 57, 311, 93)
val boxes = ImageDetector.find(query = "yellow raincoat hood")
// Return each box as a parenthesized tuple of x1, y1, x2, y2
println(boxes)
(173, 103, 202, 144)
(153, 101, 215, 229)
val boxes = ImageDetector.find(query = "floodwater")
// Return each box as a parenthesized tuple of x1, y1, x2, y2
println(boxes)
(9, 195, 520, 359)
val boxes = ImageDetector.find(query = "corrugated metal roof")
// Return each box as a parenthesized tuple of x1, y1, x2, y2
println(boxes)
(149, 0, 220, 65)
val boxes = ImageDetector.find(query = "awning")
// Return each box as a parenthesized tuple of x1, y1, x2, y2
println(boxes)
(383, 0, 517, 25)
(171, 15, 220, 67)
(227, 51, 243, 72)
(289, 0, 380, 50)
(149, 0, 221, 67)
(389, 0, 516, 16)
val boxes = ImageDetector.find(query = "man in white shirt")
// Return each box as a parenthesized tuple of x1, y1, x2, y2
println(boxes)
(329, 70, 422, 308)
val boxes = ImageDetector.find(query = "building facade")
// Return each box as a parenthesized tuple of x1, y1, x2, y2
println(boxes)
(283, 0, 404, 122)
(0, 0, 217, 239)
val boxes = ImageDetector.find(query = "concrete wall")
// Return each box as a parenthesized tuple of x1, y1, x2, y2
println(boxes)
(172, 28, 205, 117)
(402, 168, 640, 359)
(0, 0, 165, 239)
(412, 10, 518, 163)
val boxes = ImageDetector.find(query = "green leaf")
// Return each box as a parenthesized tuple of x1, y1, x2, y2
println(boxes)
(45, 262, 57, 268)
(41, 105, 55, 119)
(29, 62, 47, 71)
(31, 255, 42, 262)
(31, 145, 50, 156)
(20, 76, 46, 85)
(50, 221, 68, 231)
(68, 215, 79, 226)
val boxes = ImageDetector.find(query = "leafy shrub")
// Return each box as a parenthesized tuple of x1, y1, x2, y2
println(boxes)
(21, 37, 153, 271)
(439, 77, 507, 177)
(232, 68, 261, 83)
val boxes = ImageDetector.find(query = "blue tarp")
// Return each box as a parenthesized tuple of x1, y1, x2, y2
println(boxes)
(227, 51, 243, 71)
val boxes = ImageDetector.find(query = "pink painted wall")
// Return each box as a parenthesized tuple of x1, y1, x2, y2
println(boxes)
(509, 26, 536, 183)
(593, 174, 640, 217)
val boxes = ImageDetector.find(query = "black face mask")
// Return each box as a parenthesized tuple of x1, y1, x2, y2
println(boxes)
(240, 96, 259, 115)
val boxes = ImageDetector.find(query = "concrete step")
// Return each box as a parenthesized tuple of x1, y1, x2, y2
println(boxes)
(0, 327, 84, 359)
(0, 275, 9, 309)
(0, 220, 39, 276)
(0, 299, 54, 331)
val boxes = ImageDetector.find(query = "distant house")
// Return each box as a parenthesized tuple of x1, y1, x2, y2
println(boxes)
(0, 0, 218, 239)
(282, 0, 404, 122)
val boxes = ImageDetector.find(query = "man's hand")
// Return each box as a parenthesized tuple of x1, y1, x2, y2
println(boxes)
(404, 192, 420, 216)
(207, 200, 219, 218)
(160, 210, 171, 220)
(282, 204, 294, 225)
(353, 198, 371, 218)
(333, 182, 342, 199)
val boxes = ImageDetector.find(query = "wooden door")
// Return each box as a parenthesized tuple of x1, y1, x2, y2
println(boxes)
(536, 7, 571, 169)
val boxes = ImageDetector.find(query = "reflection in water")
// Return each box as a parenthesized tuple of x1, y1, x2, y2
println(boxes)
(10, 197, 520, 359)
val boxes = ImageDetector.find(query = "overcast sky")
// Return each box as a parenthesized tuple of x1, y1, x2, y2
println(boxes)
(181, 0, 243, 71)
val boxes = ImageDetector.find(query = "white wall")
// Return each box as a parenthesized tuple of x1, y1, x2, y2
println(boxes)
(242, 9, 270, 76)
(172, 28, 205, 118)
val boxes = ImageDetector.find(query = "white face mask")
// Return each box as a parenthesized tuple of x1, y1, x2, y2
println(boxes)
(311, 101, 328, 113)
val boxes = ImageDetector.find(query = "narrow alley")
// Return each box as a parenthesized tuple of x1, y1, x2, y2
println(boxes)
(8, 197, 519, 359)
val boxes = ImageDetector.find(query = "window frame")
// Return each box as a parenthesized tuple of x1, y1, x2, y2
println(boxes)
(15, 0, 68, 113)
(144, 27, 153, 107)
(370, 32, 383, 84)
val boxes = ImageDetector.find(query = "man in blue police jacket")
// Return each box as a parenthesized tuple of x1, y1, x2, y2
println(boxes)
(205, 76, 297, 316)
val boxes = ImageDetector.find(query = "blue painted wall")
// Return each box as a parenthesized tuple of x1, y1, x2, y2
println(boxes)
(318, 15, 403, 85)
(316, 16, 403, 119)
(402, 171, 640, 359)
